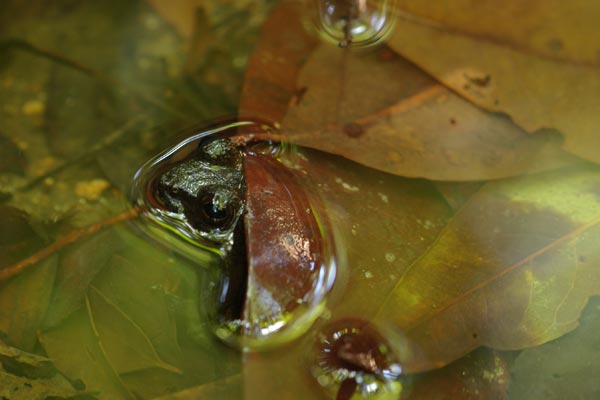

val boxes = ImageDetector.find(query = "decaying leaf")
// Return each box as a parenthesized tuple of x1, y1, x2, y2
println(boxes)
(0, 339, 52, 375)
(387, 1, 600, 164)
(283, 45, 577, 181)
(0, 206, 44, 269)
(241, 1, 577, 181)
(0, 371, 81, 400)
(392, 0, 600, 65)
(0, 339, 82, 400)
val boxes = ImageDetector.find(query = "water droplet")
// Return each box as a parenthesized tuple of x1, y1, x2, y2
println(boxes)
(308, 0, 397, 48)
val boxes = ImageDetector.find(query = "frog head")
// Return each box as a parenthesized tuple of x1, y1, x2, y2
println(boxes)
(147, 136, 246, 250)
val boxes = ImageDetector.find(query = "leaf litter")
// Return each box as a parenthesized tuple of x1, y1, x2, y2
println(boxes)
(1, 0, 600, 399)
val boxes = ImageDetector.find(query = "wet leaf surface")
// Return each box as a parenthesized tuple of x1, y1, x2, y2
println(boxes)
(241, 2, 577, 181)
(388, 1, 600, 163)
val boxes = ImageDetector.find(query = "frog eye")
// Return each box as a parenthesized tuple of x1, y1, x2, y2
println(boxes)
(184, 187, 241, 232)
(195, 136, 241, 167)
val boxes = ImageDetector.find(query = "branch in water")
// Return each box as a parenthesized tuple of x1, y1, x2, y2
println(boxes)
(0, 208, 140, 282)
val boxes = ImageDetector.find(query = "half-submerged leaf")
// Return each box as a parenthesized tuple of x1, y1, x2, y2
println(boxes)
(282, 44, 576, 181)
(241, 2, 576, 181)
(87, 285, 181, 375)
(388, 1, 600, 164)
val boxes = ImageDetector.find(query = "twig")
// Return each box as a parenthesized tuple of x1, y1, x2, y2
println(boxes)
(0, 207, 140, 282)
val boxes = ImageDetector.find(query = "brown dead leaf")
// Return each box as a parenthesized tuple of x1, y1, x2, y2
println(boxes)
(241, 2, 577, 181)
(387, 1, 600, 164)
(240, 1, 319, 123)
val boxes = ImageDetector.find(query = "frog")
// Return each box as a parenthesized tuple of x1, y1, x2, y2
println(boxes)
(148, 135, 249, 322)
(132, 121, 336, 350)
(152, 136, 246, 251)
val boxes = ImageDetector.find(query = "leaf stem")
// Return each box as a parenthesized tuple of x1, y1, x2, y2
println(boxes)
(0, 208, 140, 282)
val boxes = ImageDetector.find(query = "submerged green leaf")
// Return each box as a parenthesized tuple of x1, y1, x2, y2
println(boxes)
(43, 230, 124, 330)
(373, 165, 600, 371)
(40, 309, 133, 400)
(87, 285, 181, 375)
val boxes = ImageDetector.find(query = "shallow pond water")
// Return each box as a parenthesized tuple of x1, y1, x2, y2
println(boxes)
(1, 1, 599, 399)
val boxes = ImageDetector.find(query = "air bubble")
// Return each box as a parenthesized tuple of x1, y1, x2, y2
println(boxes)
(308, 0, 397, 48)
(312, 318, 404, 399)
